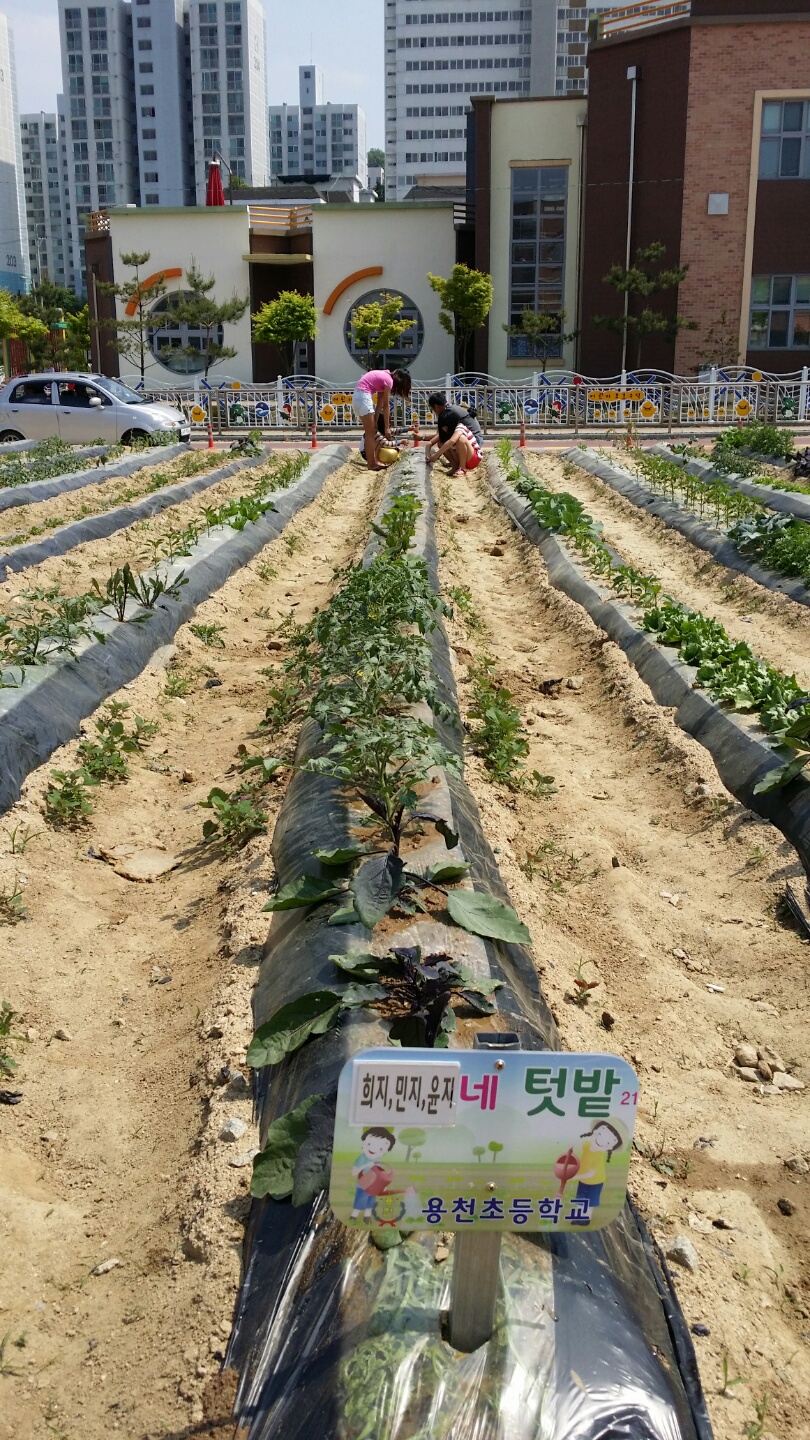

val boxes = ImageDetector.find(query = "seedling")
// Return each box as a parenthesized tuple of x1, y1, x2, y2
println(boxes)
(467, 656, 529, 787)
(0, 877, 26, 924)
(44, 769, 97, 829)
(190, 622, 226, 648)
(0, 1000, 25, 1075)
(255, 561, 277, 582)
(719, 1349, 745, 1397)
(571, 958, 599, 1008)
(283, 532, 303, 555)
(2, 824, 43, 855)
(163, 669, 193, 698)
(199, 787, 267, 850)
(743, 1395, 769, 1440)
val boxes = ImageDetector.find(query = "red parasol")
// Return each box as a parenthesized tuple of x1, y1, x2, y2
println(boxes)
(206, 159, 225, 207)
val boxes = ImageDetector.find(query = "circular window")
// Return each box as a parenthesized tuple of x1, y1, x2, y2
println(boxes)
(343, 288, 424, 370)
(148, 291, 224, 376)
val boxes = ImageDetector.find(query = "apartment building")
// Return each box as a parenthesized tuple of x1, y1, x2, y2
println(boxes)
(131, 0, 193, 209)
(268, 65, 368, 188)
(0, 11, 28, 294)
(188, 0, 268, 203)
(384, 1, 605, 198)
(19, 111, 71, 286)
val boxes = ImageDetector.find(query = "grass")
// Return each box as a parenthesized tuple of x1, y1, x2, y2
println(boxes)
(189, 621, 226, 648)
(163, 669, 194, 699)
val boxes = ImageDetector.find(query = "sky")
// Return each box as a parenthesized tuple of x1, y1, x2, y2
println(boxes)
(3, 0, 385, 148)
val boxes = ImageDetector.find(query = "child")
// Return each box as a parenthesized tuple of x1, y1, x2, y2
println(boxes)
(569, 1120, 623, 1225)
(351, 1127, 396, 1221)
(359, 409, 401, 464)
(352, 368, 412, 472)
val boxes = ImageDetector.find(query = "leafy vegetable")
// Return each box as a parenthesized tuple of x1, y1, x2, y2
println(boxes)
(250, 1094, 322, 1199)
(247, 992, 344, 1067)
(446, 889, 531, 943)
(263, 874, 346, 911)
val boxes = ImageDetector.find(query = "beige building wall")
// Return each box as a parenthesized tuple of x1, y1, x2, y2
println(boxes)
(487, 97, 586, 377)
(106, 207, 254, 385)
(311, 204, 456, 382)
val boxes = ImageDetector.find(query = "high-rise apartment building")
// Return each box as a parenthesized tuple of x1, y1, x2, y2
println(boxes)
(132, 0, 193, 209)
(384, 1, 604, 198)
(188, 0, 268, 203)
(268, 65, 367, 187)
(0, 12, 28, 293)
(19, 110, 71, 286)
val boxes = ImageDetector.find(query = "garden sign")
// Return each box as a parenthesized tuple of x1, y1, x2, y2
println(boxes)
(329, 1047, 639, 1235)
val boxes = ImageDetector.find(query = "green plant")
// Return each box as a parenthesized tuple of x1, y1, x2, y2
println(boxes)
(199, 786, 267, 850)
(593, 240, 697, 368)
(163, 668, 194, 698)
(96, 250, 167, 383)
(348, 291, 413, 369)
(719, 1349, 745, 1397)
(76, 705, 155, 782)
(252, 291, 318, 373)
(159, 260, 248, 380)
(0, 876, 27, 924)
(504, 307, 577, 370)
(571, 958, 599, 1007)
(230, 429, 264, 457)
(44, 769, 97, 828)
(467, 656, 530, 786)
(190, 622, 226, 648)
(743, 1395, 769, 1439)
(283, 531, 302, 555)
(2, 823, 43, 855)
(255, 560, 277, 581)
(428, 264, 494, 371)
(0, 1000, 24, 1075)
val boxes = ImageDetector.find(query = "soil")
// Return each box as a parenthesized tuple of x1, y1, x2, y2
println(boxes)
(433, 457, 810, 1440)
(0, 453, 292, 604)
(527, 450, 810, 691)
(0, 456, 381, 1440)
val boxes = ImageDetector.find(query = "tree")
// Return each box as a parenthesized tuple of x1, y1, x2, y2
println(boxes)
(17, 279, 84, 371)
(696, 309, 741, 371)
(428, 263, 493, 372)
(593, 241, 696, 370)
(398, 1127, 426, 1162)
(349, 291, 413, 368)
(367, 147, 385, 168)
(252, 290, 318, 375)
(165, 260, 249, 381)
(472, 1146, 486, 1164)
(96, 251, 167, 383)
(64, 306, 91, 371)
(228, 173, 248, 194)
(505, 308, 577, 372)
(0, 289, 49, 345)
(488, 1141, 504, 1163)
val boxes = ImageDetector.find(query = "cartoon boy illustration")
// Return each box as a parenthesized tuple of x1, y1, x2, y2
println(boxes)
(569, 1120, 624, 1225)
(351, 1127, 396, 1221)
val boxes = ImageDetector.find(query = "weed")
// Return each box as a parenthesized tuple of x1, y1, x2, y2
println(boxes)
(0, 1000, 25, 1076)
(718, 1350, 745, 1397)
(0, 1331, 23, 1377)
(571, 957, 599, 1007)
(44, 769, 97, 828)
(747, 844, 769, 867)
(733, 1265, 750, 1285)
(743, 1395, 769, 1440)
(0, 876, 27, 924)
(199, 787, 267, 850)
(446, 582, 485, 632)
(283, 532, 303, 555)
(190, 622, 226, 648)
(467, 656, 529, 786)
(527, 770, 557, 797)
(163, 669, 193, 698)
(2, 824, 43, 855)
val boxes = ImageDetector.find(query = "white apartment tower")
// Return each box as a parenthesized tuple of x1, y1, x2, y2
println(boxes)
(268, 65, 368, 188)
(0, 12, 28, 293)
(384, 1, 603, 198)
(188, 0, 268, 203)
(19, 111, 71, 287)
(132, 0, 193, 208)
(58, 0, 139, 291)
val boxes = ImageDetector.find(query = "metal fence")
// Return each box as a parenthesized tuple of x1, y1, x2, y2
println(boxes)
(143, 367, 810, 436)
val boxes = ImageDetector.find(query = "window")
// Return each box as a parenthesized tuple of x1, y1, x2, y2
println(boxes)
(144, 171, 158, 182)
(750, 275, 810, 349)
(142, 128, 156, 138)
(143, 149, 157, 160)
(138, 39, 152, 49)
(201, 71, 220, 89)
(145, 194, 159, 204)
(139, 62, 153, 72)
(141, 106, 156, 117)
(149, 291, 224, 374)
(94, 118, 112, 137)
(136, 15, 151, 25)
(508, 166, 568, 360)
(10, 379, 53, 405)
(92, 76, 110, 94)
(344, 288, 424, 369)
(759, 99, 810, 179)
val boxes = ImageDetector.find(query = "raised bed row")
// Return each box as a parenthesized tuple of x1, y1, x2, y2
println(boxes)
(651, 443, 810, 522)
(488, 450, 810, 877)
(0, 440, 188, 514)
(0, 445, 276, 579)
(0, 444, 350, 815)
(226, 452, 710, 1440)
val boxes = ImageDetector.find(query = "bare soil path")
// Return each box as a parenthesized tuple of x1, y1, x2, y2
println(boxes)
(434, 459, 810, 1440)
(0, 457, 380, 1440)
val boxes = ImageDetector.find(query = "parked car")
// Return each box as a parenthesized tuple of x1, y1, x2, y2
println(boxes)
(0, 373, 191, 445)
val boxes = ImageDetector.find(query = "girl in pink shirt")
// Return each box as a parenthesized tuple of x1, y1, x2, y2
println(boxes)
(352, 367, 412, 471)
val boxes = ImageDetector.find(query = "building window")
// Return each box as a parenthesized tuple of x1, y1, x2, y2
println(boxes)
(145, 194, 159, 204)
(149, 291, 224, 374)
(507, 166, 567, 360)
(139, 62, 153, 73)
(144, 171, 159, 182)
(343, 288, 424, 369)
(759, 99, 810, 179)
(138, 39, 152, 50)
(143, 149, 157, 160)
(750, 275, 810, 349)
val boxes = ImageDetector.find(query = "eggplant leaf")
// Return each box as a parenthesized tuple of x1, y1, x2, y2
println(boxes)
(291, 1093, 337, 1206)
(263, 874, 346, 911)
(338, 982, 389, 1008)
(351, 853, 405, 930)
(250, 1094, 322, 1199)
(328, 902, 362, 926)
(425, 861, 470, 884)
(312, 845, 371, 867)
(447, 889, 531, 943)
(753, 755, 810, 794)
(458, 989, 497, 1015)
(246, 991, 343, 1068)
(329, 952, 383, 978)
(435, 817, 460, 850)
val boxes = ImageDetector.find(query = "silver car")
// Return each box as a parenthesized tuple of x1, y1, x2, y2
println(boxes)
(0, 373, 191, 445)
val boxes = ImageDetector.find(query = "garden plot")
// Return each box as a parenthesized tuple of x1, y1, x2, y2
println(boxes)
(525, 451, 810, 693)
(0, 455, 380, 1440)
(0, 438, 187, 512)
(433, 458, 810, 1440)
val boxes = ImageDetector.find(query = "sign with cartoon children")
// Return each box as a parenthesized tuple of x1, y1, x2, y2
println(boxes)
(330, 1049, 639, 1234)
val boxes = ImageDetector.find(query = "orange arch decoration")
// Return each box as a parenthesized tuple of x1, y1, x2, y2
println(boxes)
(323, 266, 383, 316)
(124, 267, 183, 316)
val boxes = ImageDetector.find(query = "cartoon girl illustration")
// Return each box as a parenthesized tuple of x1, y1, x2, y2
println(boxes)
(569, 1120, 624, 1225)
(350, 1127, 396, 1222)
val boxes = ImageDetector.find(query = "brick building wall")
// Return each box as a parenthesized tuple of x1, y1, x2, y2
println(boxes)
(675, 20, 810, 372)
